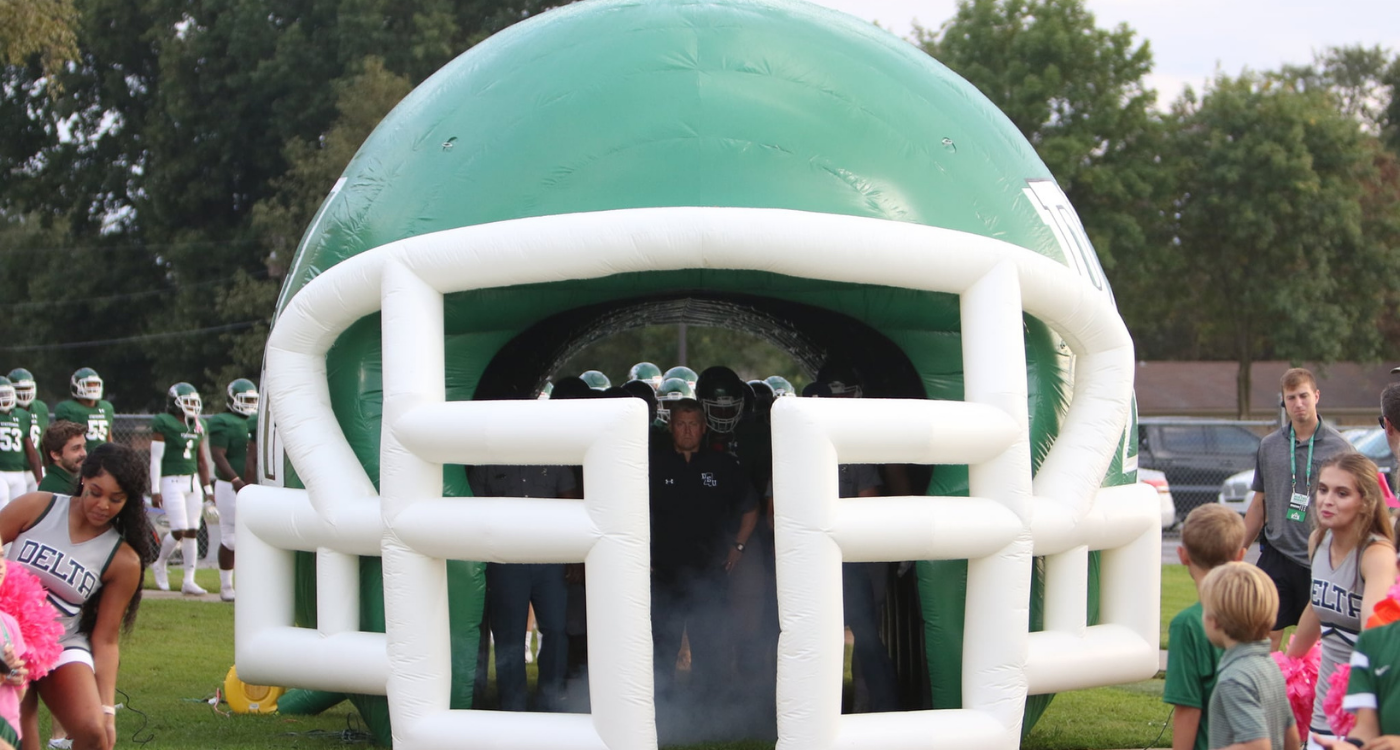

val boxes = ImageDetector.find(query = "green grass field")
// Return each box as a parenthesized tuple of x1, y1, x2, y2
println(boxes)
(79, 566, 1195, 749)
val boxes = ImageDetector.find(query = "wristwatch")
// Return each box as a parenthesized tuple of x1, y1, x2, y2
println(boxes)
(732, 541, 745, 552)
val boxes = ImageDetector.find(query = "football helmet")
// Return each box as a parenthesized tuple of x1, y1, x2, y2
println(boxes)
(663, 366, 698, 391)
(697, 366, 746, 433)
(168, 382, 203, 423)
(70, 367, 103, 400)
(748, 379, 775, 419)
(6, 368, 35, 408)
(628, 362, 663, 390)
(538, 381, 554, 400)
(227, 378, 260, 416)
(817, 362, 863, 398)
(580, 370, 611, 390)
(764, 375, 795, 399)
(654, 377, 695, 424)
(0, 377, 15, 413)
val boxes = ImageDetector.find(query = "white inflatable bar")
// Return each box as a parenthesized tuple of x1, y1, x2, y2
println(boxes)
(249, 207, 1154, 750)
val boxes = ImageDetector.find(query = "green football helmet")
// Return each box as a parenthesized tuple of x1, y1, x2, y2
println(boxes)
(0, 376, 15, 413)
(580, 370, 611, 390)
(168, 382, 203, 422)
(764, 375, 795, 399)
(654, 376, 695, 424)
(664, 366, 698, 391)
(538, 381, 554, 400)
(70, 367, 103, 400)
(227, 378, 259, 416)
(697, 366, 746, 433)
(6, 368, 35, 408)
(628, 362, 663, 390)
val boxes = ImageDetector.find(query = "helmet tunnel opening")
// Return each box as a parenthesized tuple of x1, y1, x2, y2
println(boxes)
(473, 292, 937, 716)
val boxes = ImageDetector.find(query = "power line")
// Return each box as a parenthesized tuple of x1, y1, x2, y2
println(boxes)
(0, 321, 262, 352)
(0, 270, 271, 311)
(0, 238, 263, 255)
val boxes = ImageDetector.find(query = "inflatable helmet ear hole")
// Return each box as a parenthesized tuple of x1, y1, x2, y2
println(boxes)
(224, 665, 286, 714)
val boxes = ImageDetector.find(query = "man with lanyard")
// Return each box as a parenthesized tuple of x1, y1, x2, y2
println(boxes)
(1243, 367, 1353, 651)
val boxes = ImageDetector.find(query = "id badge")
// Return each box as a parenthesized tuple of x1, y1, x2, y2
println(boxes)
(1287, 492, 1310, 522)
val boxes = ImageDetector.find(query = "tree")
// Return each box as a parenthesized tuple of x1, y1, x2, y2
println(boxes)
(915, 0, 1162, 270)
(0, 0, 80, 84)
(1278, 45, 1396, 137)
(0, 0, 575, 410)
(1161, 74, 1399, 416)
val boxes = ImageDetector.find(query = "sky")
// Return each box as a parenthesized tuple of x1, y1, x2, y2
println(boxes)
(807, 0, 1400, 105)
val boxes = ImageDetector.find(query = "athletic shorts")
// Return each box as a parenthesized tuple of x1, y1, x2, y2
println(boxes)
(1258, 542, 1311, 630)
(161, 474, 203, 532)
(0, 472, 27, 509)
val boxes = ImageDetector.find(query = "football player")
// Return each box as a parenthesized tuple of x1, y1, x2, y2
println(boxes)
(579, 370, 611, 391)
(53, 367, 116, 453)
(0, 376, 42, 506)
(205, 379, 258, 601)
(7, 368, 48, 492)
(150, 382, 213, 595)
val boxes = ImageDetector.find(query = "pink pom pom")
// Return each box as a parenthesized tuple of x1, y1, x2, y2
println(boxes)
(0, 566, 65, 680)
(1274, 645, 1322, 743)
(1325, 665, 1356, 737)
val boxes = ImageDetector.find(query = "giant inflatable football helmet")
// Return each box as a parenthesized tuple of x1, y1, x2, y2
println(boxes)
(240, 2, 1158, 749)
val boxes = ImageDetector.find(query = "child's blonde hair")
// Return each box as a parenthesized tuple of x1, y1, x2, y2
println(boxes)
(1181, 504, 1246, 570)
(1199, 562, 1278, 643)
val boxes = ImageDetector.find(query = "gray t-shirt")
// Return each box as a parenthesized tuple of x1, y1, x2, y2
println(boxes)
(1207, 640, 1295, 750)
(1250, 420, 1351, 567)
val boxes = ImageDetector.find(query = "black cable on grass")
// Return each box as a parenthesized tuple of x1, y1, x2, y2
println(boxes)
(117, 687, 154, 746)
(1143, 704, 1172, 749)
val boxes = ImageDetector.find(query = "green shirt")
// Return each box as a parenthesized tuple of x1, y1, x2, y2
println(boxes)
(1164, 601, 1224, 750)
(26, 400, 48, 450)
(0, 408, 32, 472)
(37, 465, 76, 494)
(205, 412, 251, 482)
(1344, 620, 1400, 735)
(54, 399, 116, 452)
(151, 412, 205, 477)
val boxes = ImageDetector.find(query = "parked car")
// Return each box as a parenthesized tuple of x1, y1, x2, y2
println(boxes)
(1138, 417, 1263, 522)
(1216, 427, 1396, 515)
(1138, 467, 1178, 530)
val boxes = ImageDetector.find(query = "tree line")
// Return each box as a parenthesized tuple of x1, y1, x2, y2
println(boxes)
(2, 0, 1398, 415)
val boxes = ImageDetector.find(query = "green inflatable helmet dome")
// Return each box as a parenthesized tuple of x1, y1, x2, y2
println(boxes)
(253, 1, 1147, 746)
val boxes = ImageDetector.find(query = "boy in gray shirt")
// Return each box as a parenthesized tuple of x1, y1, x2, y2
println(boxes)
(1200, 562, 1300, 750)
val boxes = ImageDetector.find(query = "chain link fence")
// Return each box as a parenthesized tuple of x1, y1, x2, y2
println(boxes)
(112, 414, 218, 566)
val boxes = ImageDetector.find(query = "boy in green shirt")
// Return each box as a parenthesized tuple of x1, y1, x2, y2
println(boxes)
(1327, 619, 1400, 749)
(1166, 504, 1249, 750)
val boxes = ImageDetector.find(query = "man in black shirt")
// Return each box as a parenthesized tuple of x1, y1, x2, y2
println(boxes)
(650, 399, 758, 701)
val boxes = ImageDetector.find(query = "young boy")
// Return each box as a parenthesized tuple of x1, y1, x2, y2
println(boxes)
(1200, 562, 1301, 750)
(1166, 504, 1249, 750)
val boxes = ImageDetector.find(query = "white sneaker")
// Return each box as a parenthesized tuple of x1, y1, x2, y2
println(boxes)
(152, 562, 170, 591)
(220, 587, 235, 602)
(48, 739, 72, 750)
(182, 581, 208, 596)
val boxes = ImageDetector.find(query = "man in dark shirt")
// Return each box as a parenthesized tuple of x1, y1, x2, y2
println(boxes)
(650, 399, 758, 701)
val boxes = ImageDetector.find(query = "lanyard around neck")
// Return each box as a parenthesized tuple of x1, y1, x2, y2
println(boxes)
(1290, 424, 1317, 495)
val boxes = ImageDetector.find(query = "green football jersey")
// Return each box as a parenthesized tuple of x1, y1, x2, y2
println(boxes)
(151, 412, 205, 477)
(206, 412, 251, 482)
(1346, 620, 1400, 735)
(54, 399, 116, 452)
(0, 408, 32, 472)
(27, 399, 48, 450)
